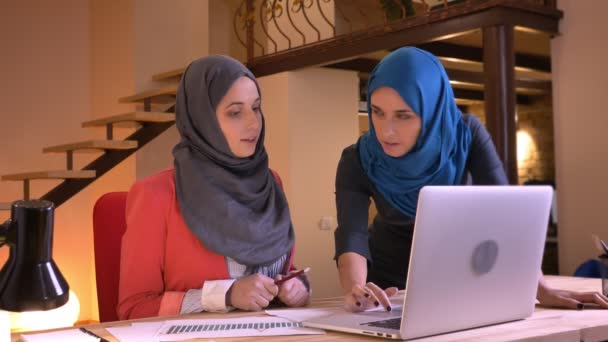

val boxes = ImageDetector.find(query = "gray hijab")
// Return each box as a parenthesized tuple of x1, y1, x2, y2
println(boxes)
(172, 55, 294, 266)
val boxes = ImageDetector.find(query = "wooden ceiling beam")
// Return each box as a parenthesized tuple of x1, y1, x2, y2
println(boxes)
(417, 41, 551, 72)
(326, 58, 551, 91)
(453, 88, 533, 105)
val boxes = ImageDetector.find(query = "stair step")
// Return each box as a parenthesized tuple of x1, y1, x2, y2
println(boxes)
(0, 202, 10, 210)
(118, 85, 177, 104)
(82, 111, 175, 128)
(152, 67, 186, 81)
(43, 140, 138, 153)
(1, 170, 96, 181)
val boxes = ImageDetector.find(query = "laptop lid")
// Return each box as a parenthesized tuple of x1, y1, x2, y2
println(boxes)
(400, 185, 552, 339)
(304, 185, 552, 340)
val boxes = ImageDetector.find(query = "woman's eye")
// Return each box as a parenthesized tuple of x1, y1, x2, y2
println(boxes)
(397, 113, 411, 120)
(253, 106, 261, 112)
(228, 111, 241, 117)
(372, 109, 383, 117)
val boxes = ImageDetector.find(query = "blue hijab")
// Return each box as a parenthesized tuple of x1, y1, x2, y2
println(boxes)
(358, 47, 471, 217)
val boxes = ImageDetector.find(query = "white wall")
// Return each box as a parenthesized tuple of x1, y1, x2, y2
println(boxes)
(209, 0, 247, 62)
(133, 0, 244, 179)
(552, 0, 608, 275)
(259, 68, 359, 298)
(88, 0, 137, 319)
(0, 0, 94, 321)
(259, 73, 292, 188)
(133, 0, 211, 179)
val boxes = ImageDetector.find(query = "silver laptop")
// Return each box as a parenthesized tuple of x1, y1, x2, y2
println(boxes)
(305, 186, 552, 340)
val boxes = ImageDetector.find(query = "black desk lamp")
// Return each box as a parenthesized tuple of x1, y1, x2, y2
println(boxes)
(0, 200, 69, 312)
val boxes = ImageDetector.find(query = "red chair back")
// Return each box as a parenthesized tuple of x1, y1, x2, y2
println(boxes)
(92, 192, 128, 322)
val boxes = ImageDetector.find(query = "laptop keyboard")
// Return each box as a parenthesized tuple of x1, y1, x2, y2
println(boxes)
(361, 318, 401, 330)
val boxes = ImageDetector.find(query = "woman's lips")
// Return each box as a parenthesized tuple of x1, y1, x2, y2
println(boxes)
(381, 141, 400, 149)
(241, 137, 258, 144)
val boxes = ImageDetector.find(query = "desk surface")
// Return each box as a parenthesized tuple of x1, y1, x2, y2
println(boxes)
(11, 276, 608, 342)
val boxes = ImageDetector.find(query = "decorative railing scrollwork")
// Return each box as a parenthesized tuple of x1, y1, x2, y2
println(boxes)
(233, 0, 559, 62)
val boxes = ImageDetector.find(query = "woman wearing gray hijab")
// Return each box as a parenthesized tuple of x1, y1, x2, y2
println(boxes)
(118, 55, 309, 320)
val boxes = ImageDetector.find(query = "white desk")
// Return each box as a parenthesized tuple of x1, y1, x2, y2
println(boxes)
(12, 276, 608, 341)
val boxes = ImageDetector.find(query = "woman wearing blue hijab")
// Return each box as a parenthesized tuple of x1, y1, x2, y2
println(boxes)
(334, 47, 608, 312)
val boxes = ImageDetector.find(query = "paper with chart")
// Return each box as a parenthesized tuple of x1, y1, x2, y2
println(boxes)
(155, 316, 324, 340)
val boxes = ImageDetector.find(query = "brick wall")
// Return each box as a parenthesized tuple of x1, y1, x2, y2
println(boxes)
(465, 97, 555, 185)
(515, 96, 556, 184)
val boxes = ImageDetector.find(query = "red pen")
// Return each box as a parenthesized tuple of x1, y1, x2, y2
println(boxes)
(274, 267, 310, 285)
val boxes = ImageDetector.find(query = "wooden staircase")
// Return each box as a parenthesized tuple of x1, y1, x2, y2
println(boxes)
(0, 72, 179, 210)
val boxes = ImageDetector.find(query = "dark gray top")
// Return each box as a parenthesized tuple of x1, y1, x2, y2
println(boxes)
(334, 114, 509, 289)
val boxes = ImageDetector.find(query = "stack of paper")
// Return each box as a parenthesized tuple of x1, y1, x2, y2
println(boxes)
(105, 322, 164, 342)
(20, 329, 100, 342)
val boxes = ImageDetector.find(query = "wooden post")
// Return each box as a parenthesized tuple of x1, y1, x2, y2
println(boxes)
(483, 25, 518, 184)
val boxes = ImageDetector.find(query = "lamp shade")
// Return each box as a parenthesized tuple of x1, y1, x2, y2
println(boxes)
(0, 200, 69, 311)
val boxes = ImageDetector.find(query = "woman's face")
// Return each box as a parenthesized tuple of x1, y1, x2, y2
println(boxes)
(370, 86, 422, 158)
(215, 76, 263, 158)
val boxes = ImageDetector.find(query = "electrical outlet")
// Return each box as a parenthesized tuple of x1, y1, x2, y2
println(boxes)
(319, 216, 334, 230)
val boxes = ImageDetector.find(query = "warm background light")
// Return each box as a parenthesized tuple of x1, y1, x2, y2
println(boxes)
(517, 130, 536, 164)
(7, 290, 80, 333)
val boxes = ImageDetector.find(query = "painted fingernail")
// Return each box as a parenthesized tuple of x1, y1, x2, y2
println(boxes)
(356, 302, 361, 307)
(387, 306, 392, 312)
(577, 303, 584, 310)
(374, 301, 379, 307)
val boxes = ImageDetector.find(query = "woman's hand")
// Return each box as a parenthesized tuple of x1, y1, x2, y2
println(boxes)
(337, 253, 397, 312)
(537, 279, 608, 309)
(228, 274, 278, 311)
(275, 273, 310, 307)
(344, 282, 398, 312)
